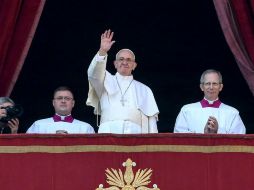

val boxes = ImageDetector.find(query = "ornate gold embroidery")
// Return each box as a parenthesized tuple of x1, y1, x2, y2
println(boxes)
(96, 158, 160, 190)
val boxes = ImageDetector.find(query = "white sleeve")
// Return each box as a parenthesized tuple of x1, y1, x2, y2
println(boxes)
(228, 113, 246, 134)
(87, 53, 107, 97)
(26, 122, 37, 133)
(86, 53, 109, 114)
(174, 108, 191, 133)
(148, 116, 158, 133)
(87, 125, 95, 134)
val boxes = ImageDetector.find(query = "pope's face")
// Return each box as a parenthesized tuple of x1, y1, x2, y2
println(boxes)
(114, 50, 137, 76)
(200, 72, 223, 101)
(52, 90, 74, 116)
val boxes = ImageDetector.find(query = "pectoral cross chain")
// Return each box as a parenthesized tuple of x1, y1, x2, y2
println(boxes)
(116, 76, 134, 107)
(120, 97, 127, 106)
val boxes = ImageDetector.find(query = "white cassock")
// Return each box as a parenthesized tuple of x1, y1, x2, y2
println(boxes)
(86, 53, 159, 134)
(26, 117, 95, 134)
(174, 102, 246, 134)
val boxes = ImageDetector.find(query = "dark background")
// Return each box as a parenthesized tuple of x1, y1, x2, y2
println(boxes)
(11, 0, 254, 133)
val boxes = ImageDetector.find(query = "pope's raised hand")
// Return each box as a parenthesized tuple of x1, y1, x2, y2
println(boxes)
(99, 29, 115, 56)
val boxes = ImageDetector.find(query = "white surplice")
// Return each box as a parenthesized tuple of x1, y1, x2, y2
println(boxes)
(174, 102, 246, 134)
(26, 117, 95, 134)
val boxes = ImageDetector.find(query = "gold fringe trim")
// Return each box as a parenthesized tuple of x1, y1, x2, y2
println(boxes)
(0, 145, 254, 153)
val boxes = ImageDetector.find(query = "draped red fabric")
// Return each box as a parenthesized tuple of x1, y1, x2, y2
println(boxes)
(0, 0, 46, 96)
(213, 0, 254, 96)
(1, 133, 254, 190)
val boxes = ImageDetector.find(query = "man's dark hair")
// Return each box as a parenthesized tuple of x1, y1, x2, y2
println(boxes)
(53, 86, 74, 98)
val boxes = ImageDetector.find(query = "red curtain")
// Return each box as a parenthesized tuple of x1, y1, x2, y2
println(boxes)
(0, 0, 46, 96)
(213, 0, 254, 96)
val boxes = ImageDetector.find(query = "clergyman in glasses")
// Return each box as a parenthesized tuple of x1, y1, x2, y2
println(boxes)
(27, 86, 94, 134)
(86, 29, 159, 134)
(174, 69, 245, 134)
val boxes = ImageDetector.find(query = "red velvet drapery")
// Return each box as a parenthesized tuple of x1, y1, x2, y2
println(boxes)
(0, 0, 46, 96)
(1, 133, 254, 190)
(213, 0, 254, 96)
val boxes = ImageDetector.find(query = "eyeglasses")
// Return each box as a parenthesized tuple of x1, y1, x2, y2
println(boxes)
(116, 57, 134, 63)
(54, 96, 73, 101)
(202, 82, 221, 87)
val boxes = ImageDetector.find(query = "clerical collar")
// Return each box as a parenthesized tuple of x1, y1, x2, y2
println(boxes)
(53, 114, 74, 123)
(116, 72, 133, 81)
(200, 98, 221, 108)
